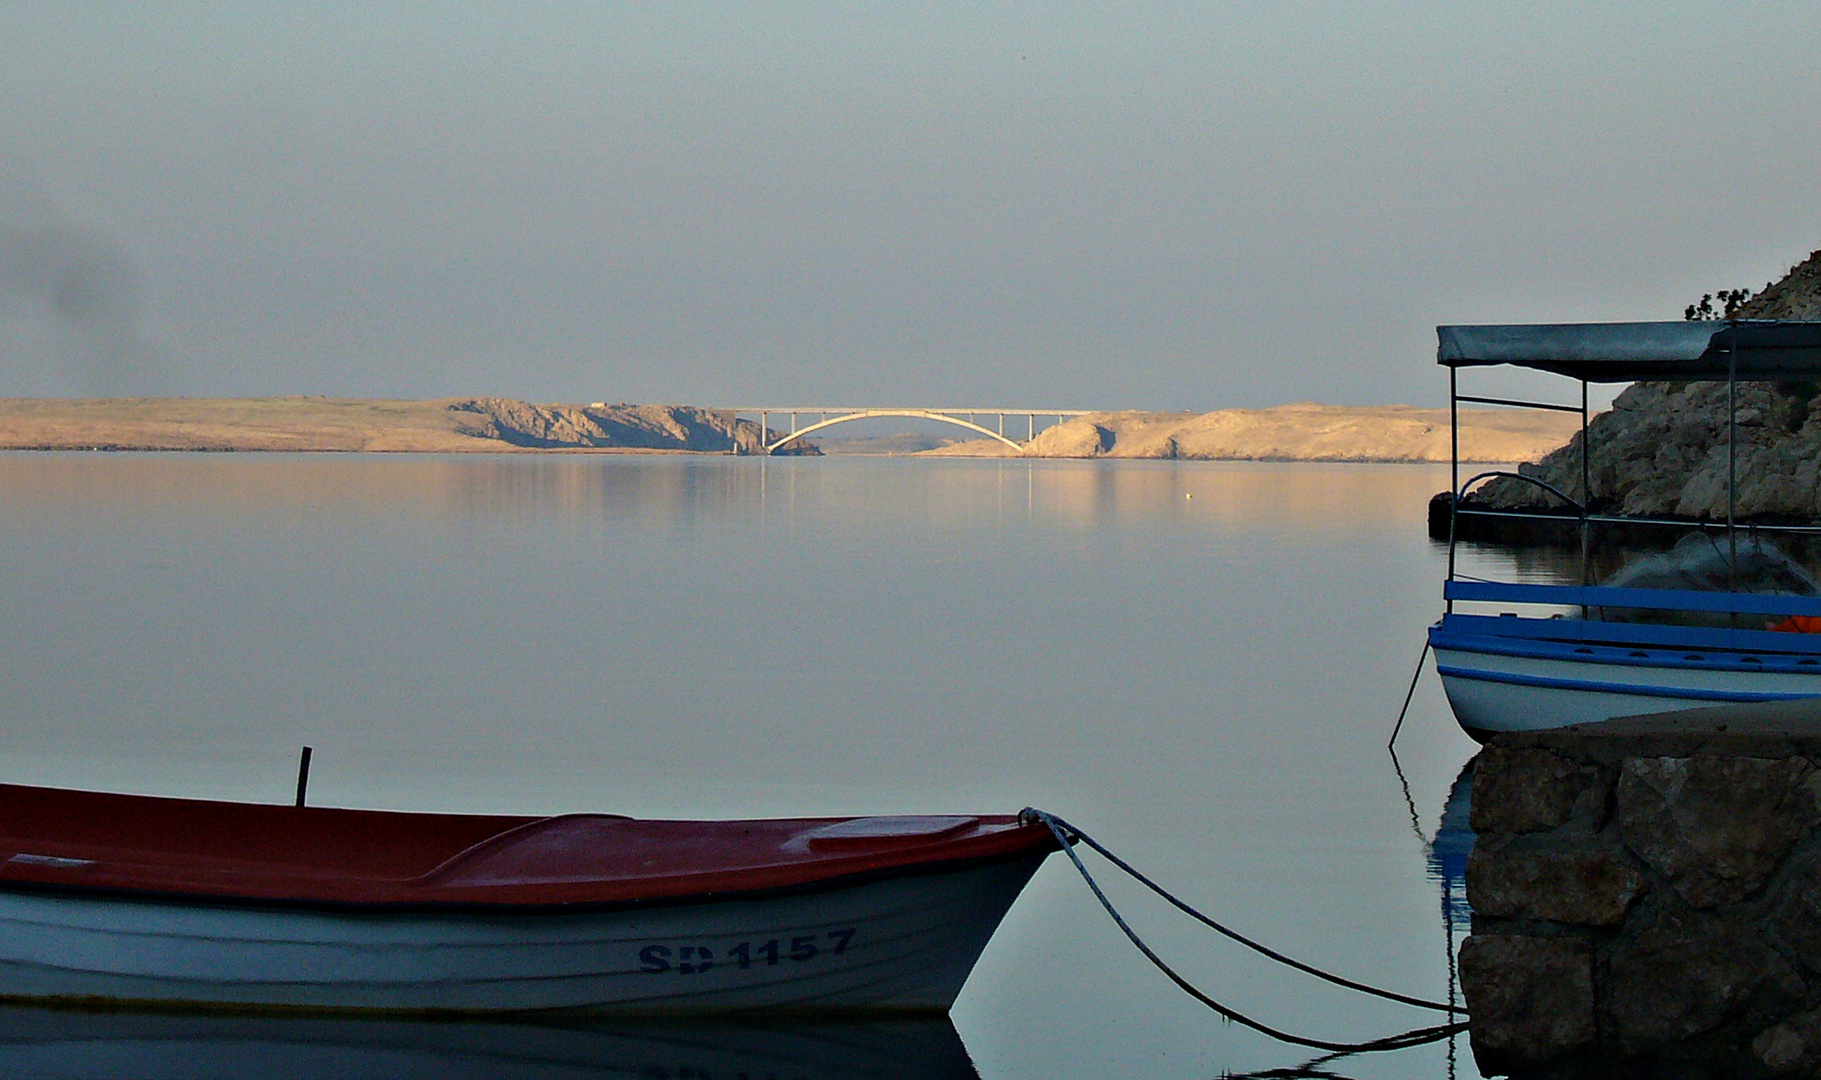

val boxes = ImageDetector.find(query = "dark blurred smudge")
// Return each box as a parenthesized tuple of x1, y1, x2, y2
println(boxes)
(0, 158, 176, 396)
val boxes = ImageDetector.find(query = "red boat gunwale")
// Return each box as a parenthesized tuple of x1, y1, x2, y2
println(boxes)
(0, 784, 1057, 912)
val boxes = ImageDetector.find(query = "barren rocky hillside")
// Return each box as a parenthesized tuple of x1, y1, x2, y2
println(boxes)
(0, 398, 814, 454)
(0, 397, 1579, 462)
(928, 403, 1580, 462)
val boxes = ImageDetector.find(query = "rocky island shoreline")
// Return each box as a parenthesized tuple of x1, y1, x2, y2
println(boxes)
(0, 396, 1579, 462)
(0, 397, 814, 455)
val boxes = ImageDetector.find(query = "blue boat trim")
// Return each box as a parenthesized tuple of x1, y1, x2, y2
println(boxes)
(1432, 664, 1821, 704)
(1444, 580, 1821, 618)
(1434, 612, 1821, 655)
(1430, 625, 1821, 675)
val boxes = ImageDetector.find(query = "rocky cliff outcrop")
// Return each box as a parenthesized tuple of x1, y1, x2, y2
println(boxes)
(445, 399, 815, 454)
(1467, 250, 1821, 522)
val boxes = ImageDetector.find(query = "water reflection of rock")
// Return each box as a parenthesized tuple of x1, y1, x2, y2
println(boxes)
(0, 1008, 980, 1079)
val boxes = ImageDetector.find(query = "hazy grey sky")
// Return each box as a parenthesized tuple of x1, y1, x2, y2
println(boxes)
(2, 3, 1817, 407)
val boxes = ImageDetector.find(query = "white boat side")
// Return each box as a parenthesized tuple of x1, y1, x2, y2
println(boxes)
(1432, 637, 1821, 736)
(0, 852, 1045, 1015)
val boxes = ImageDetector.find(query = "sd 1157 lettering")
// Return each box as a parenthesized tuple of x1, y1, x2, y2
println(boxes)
(638, 929, 856, 975)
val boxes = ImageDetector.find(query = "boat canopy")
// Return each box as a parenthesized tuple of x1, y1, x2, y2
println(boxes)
(1437, 321, 1821, 382)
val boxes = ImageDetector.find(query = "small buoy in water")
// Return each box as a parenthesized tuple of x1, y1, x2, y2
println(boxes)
(1185, 493, 1192, 499)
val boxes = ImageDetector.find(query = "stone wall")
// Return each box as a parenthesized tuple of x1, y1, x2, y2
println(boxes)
(1461, 716, 1821, 1077)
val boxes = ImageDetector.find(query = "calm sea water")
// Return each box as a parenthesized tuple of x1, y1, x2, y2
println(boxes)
(0, 453, 1525, 1079)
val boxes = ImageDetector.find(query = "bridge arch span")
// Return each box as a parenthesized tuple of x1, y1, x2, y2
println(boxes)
(765, 409, 1024, 454)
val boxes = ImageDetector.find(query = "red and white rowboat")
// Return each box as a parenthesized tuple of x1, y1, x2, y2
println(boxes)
(0, 783, 1055, 1015)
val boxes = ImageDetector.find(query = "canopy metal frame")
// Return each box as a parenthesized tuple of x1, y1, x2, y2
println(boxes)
(1437, 319, 1821, 614)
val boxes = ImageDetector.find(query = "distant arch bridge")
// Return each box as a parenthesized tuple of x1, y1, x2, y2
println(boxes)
(727, 407, 1093, 454)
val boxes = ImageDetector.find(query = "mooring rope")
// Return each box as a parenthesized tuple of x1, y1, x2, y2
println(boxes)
(1026, 809, 1469, 1055)
(1031, 810, 1459, 1012)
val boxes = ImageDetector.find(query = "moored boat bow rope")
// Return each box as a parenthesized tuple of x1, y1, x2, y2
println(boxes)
(1022, 808, 1469, 1055)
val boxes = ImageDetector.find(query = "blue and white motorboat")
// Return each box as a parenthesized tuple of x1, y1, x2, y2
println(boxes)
(1428, 320, 1821, 738)
(1430, 580, 1821, 737)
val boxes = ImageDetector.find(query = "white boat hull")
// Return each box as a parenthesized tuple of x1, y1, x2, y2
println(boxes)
(0, 853, 1044, 1015)
(1433, 644, 1821, 736)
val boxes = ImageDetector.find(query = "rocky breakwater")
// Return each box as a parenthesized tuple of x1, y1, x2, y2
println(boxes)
(1461, 709, 1821, 1077)
(1456, 249, 1821, 534)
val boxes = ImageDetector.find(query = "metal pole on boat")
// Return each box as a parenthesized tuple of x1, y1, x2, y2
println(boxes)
(1447, 366, 1459, 610)
(1581, 378, 1592, 606)
(1728, 327, 1739, 591)
(295, 746, 313, 808)
(1449, 367, 1459, 516)
(1580, 378, 1590, 511)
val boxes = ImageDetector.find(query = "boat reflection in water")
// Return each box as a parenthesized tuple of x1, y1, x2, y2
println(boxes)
(1426, 762, 1476, 1080)
(1426, 762, 1476, 942)
(0, 1007, 981, 1080)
